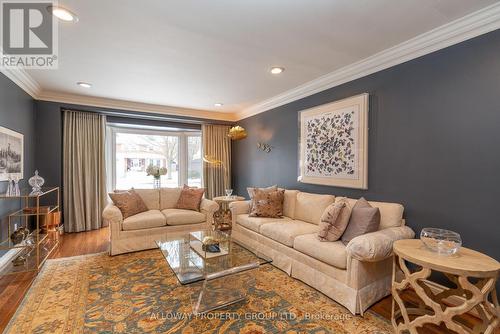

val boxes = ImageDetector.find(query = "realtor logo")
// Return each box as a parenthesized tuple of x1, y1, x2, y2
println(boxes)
(1, 1, 58, 68)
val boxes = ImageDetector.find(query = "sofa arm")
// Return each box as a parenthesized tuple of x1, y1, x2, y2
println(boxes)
(229, 200, 251, 226)
(102, 203, 123, 226)
(229, 200, 251, 216)
(200, 198, 219, 225)
(346, 226, 415, 262)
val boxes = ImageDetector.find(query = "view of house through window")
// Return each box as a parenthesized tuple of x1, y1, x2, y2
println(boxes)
(111, 128, 202, 189)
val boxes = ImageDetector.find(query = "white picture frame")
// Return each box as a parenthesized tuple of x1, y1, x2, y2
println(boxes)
(0, 126, 24, 181)
(298, 93, 368, 189)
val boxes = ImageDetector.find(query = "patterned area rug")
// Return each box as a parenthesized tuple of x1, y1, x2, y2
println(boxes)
(4, 250, 392, 333)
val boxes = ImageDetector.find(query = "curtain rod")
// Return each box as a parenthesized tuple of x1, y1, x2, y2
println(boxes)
(61, 108, 233, 125)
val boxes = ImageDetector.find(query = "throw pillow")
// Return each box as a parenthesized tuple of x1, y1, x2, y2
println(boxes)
(341, 197, 380, 245)
(176, 185, 205, 211)
(249, 189, 285, 218)
(247, 185, 278, 199)
(108, 189, 148, 219)
(317, 197, 352, 242)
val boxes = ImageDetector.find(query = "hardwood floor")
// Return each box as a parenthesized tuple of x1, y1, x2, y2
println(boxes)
(0, 228, 108, 332)
(0, 228, 495, 333)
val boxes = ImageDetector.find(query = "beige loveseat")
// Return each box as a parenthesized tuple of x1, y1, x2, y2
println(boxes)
(230, 190, 414, 315)
(102, 188, 219, 255)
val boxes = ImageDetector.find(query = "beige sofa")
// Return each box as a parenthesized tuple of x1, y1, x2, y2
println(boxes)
(102, 188, 219, 255)
(230, 190, 415, 315)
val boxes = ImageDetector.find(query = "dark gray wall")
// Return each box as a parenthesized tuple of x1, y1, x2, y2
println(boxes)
(0, 73, 36, 243)
(232, 30, 500, 262)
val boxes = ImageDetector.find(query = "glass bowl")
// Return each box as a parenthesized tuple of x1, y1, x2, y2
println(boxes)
(420, 228, 462, 255)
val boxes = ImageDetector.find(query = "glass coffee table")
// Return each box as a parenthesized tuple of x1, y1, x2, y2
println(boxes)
(156, 230, 271, 314)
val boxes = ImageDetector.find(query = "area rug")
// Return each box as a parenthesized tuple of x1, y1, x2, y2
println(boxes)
(4, 250, 392, 333)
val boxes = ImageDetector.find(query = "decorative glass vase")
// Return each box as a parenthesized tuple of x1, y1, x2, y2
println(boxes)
(28, 170, 45, 195)
(153, 176, 161, 189)
(420, 227, 462, 255)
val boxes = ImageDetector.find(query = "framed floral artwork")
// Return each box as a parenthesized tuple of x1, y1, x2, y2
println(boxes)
(298, 93, 368, 189)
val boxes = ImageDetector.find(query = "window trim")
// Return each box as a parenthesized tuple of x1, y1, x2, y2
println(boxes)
(107, 125, 202, 190)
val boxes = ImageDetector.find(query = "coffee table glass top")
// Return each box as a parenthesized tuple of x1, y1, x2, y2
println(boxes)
(156, 230, 271, 285)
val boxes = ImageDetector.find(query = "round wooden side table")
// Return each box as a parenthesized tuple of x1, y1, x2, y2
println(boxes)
(212, 196, 245, 231)
(391, 239, 499, 333)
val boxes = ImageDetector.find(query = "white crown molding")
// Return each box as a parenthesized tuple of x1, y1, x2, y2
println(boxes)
(236, 3, 500, 121)
(36, 90, 237, 121)
(2, 3, 499, 123)
(0, 67, 42, 98)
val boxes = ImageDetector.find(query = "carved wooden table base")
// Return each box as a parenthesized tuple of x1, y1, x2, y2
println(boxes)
(392, 239, 500, 334)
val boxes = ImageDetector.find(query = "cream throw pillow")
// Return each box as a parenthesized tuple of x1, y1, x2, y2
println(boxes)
(247, 185, 278, 199)
(317, 197, 352, 242)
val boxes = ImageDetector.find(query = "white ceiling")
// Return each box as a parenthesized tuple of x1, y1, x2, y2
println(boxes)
(19, 0, 500, 120)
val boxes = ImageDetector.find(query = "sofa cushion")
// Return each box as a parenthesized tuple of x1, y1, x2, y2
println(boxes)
(260, 220, 319, 247)
(249, 189, 285, 218)
(160, 188, 183, 209)
(294, 192, 335, 225)
(346, 198, 403, 230)
(317, 197, 352, 242)
(133, 189, 160, 210)
(247, 185, 277, 199)
(236, 214, 289, 233)
(176, 185, 205, 211)
(293, 233, 347, 269)
(122, 210, 166, 231)
(281, 189, 299, 219)
(162, 209, 206, 226)
(342, 198, 380, 245)
(109, 190, 149, 219)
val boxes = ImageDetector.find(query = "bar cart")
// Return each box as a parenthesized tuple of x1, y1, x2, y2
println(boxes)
(0, 187, 60, 276)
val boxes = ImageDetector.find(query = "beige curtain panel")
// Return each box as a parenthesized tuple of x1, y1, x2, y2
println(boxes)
(63, 110, 107, 232)
(202, 124, 231, 199)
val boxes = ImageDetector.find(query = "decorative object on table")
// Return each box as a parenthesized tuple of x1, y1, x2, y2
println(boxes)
(0, 126, 24, 181)
(12, 252, 27, 266)
(298, 93, 369, 189)
(420, 227, 462, 255)
(5, 176, 14, 196)
(392, 239, 500, 334)
(201, 236, 221, 253)
(10, 224, 29, 245)
(23, 206, 51, 214)
(146, 165, 167, 189)
(28, 170, 45, 195)
(224, 188, 233, 198)
(13, 176, 20, 196)
(227, 125, 247, 140)
(257, 142, 272, 153)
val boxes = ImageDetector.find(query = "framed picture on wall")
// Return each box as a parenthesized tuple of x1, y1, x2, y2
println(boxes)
(298, 93, 368, 189)
(0, 126, 24, 181)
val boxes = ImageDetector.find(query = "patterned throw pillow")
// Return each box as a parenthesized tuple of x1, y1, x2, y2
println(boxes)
(108, 189, 148, 219)
(317, 197, 352, 242)
(176, 185, 205, 211)
(247, 185, 278, 199)
(249, 189, 285, 218)
(341, 197, 380, 245)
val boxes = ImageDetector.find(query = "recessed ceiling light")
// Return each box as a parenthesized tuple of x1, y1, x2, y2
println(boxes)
(48, 6, 78, 22)
(77, 82, 92, 88)
(214, 103, 223, 107)
(270, 67, 285, 74)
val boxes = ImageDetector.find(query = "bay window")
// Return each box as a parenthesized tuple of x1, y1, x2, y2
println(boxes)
(108, 126, 202, 190)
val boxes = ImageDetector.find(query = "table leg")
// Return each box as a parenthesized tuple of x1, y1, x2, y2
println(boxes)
(392, 255, 499, 333)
